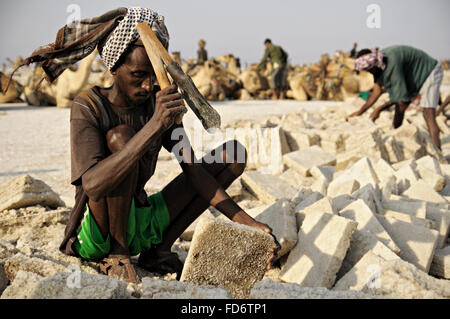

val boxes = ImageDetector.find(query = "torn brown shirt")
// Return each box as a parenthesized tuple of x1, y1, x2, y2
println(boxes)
(60, 86, 181, 256)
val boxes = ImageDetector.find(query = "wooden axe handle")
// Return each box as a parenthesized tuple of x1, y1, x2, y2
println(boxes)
(136, 23, 183, 124)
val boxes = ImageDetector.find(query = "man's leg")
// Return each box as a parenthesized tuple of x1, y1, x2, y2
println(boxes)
(87, 125, 139, 282)
(393, 102, 409, 128)
(138, 140, 247, 265)
(423, 108, 441, 150)
(436, 95, 450, 116)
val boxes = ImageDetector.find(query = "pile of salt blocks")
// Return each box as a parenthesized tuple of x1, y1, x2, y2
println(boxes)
(178, 104, 450, 299)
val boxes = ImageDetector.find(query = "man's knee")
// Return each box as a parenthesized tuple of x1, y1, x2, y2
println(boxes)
(224, 140, 247, 176)
(106, 125, 136, 153)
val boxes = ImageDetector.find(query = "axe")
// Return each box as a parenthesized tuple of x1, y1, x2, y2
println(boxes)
(136, 22, 221, 131)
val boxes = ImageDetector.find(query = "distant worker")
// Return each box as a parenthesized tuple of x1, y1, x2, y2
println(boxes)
(350, 42, 358, 59)
(257, 38, 288, 100)
(197, 39, 208, 64)
(347, 45, 444, 150)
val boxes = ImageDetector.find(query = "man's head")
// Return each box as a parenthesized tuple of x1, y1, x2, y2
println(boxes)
(110, 40, 157, 107)
(264, 38, 272, 47)
(354, 48, 386, 79)
(97, 7, 170, 106)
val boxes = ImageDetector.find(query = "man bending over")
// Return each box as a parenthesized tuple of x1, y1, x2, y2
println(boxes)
(347, 45, 444, 150)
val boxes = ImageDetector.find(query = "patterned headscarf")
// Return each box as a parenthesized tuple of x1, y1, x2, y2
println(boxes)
(354, 49, 386, 71)
(99, 7, 169, 70)
(2, 7, 169, 93)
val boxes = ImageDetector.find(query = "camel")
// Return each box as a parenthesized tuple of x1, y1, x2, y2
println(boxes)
(23, 49, 97, 107)
(238, 64, 270, 96)
(53, 49, 97, 107)
(0, 72, 23, 103)
(191, 60, 241, 101)
(216, 54, 241, 77)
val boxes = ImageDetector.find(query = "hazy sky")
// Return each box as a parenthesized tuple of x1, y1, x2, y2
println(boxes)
(0, 0, 449, 67)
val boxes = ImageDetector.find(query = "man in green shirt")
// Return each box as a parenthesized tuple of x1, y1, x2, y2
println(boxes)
(257, 39, 288, 100)
(347, 45, 444, 150)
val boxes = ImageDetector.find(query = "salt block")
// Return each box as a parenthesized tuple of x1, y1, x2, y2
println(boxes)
(376, 215, 439, 273)
(310, 166, 336, 181)
(252, 199, 297, 258)
(394, 164, 419, 194)
(296, 196, 336, 228)
(291, 188, 314, 206)
(0, 175, 65, 212)
(327, 178, 360, 197)
(245, 205, 271, 219)
(336, 230, 400, 281)
(250, 278, 379, 299)
(380, 209, 433, 228)
(351, 184, 383, 214)
(293, 192, 324, 228)
(335, 151, 363, 170)
(382, 197, 450, 249)
(416, 155, 442, 174)
(283, 146, 336, 176)
(255, 126, 285, 175)
(226, 179, 244, 199)
(179, 210, 216, 241)
(429, 246, 450, 279)
(362, 258, 450, 298)
(339, 200, 400, 254)
(279, 211, 357, 288)
(279, 168, 304, 188)
(344, 157, 380, 189)
(1, 270, 131, 299)
(4, 253, 67, 281)
(415, 167, 446, 192)
(310, 176, 329, 195)
(241, 171, 297, 205)
(382, 199, 427, 219)
(402, 180, 448, 204)
(142, 277, 232, 299)
(180, 218, 275, 299)
(373, 158, 396, 184)
(331, 194, 356, 213)
(440, 164, 450, 177)
(284, 130, 320, 152)
(425, 206, 450, 249)
(334, 251, 390, 291)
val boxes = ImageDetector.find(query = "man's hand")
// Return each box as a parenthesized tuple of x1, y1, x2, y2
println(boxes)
(370, 109, 381, 122)
(231, 212, 280, 270)
(345, 111, 361, 121)
(152, 84, 186, 131)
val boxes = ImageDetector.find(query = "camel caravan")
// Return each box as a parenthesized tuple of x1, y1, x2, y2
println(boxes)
(0, 47, 448, 107)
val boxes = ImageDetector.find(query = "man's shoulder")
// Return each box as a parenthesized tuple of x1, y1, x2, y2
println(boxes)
(71, 87, 104, 121)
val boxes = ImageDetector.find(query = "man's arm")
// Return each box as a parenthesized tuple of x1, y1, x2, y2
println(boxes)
(257, 48, 270, 71)
(346, 82, 382, 120)
(174, 133, 272, 233)
(369, 100, 395, 122)
(81, 86, 185, 201)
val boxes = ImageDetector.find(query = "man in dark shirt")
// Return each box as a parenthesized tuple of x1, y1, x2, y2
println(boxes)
(347, 45, 444, 150)
(197, 39, 208, 64)
(349, 43, 358, 59)
(257, 39, 289, 100)
(54, 8, 278, 284)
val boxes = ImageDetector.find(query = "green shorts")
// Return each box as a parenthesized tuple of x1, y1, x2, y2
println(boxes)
(72, 192, 170, 261)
